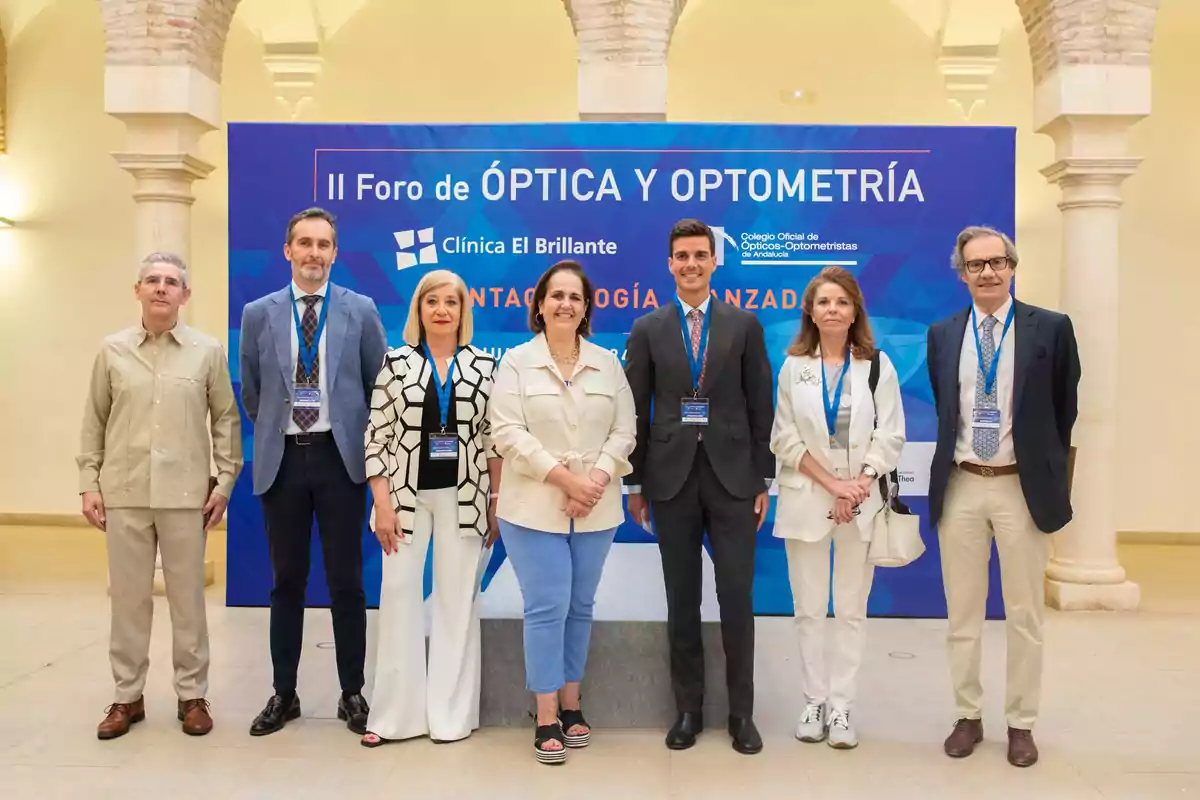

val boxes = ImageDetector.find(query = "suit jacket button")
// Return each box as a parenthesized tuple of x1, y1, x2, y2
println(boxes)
(279, 427, 286, 433)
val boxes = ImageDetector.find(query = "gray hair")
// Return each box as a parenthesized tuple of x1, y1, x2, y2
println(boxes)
(138, 252, 190, 288)
(950, 226, 1019, 273)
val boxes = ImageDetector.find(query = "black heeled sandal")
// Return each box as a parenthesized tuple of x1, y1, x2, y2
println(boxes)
(534, 722, 568, 764)
(558, 709, 591, 748)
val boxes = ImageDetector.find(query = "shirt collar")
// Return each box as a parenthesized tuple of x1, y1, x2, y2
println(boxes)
(136, 320, 185, 345)
(291, 280, 329, 301)
(973, 295, 1013, 328)
(676, 294, 711, 316)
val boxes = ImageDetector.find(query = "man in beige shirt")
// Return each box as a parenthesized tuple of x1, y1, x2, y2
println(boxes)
(77, 253, 242, 740)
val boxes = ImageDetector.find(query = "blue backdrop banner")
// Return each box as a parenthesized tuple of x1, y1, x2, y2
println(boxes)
(227, 122, 1015, 620)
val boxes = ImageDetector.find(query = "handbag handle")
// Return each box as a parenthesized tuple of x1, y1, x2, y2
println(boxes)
(867, 352, 906, 513)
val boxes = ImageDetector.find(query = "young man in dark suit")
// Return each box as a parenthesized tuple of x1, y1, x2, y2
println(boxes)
(239, 207, 388, 737)
(926, 225, 1080, 768)
(624, 219, 775, 754)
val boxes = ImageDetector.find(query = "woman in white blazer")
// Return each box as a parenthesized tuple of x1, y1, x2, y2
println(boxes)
(360, 269, 501, 747)
(488, 260, 636, 765)
(770, 266, 905, 750)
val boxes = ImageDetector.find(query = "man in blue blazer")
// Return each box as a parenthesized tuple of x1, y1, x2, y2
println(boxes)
(239, 207, 387, 737)
(926, 225, 1080, 769)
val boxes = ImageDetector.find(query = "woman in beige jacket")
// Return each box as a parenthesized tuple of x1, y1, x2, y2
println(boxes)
(488, 260, 636, 764)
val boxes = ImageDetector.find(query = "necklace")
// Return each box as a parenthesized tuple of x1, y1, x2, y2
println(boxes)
(550, 338, 580, 364)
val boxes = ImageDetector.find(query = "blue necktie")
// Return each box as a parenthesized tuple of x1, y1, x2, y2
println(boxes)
(972, 314, 999, 461)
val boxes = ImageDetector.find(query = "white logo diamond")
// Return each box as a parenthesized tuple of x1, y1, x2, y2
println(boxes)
(394, 227, 437, 271)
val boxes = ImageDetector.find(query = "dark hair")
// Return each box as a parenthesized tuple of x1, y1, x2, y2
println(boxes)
(668, 218, 715, 258)
(286, 207, 338, 247)
(528, 260, 594, 338)
(788, 267, 876, 360)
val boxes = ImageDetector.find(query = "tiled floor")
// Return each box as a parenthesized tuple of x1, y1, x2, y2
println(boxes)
(1, 526, 1197, 799)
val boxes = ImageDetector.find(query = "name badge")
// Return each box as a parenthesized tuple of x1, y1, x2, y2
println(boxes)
(294, 387, 322, 409)
(428, 434, 459, 461)
(972, 407, 1001, 430)
(680, 398, 710, 426)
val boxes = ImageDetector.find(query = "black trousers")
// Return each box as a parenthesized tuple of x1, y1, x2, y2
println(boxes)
(261, 435, 367, 695)
(651, 443, 757, 718)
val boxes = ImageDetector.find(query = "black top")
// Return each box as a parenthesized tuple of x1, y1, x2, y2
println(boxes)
(417, 371, 459, 491)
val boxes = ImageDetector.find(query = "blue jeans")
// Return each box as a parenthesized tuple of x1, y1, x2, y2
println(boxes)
(498, 520, 617, 694)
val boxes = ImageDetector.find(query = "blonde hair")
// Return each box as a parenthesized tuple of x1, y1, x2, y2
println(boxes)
(402, 269, 473, 347)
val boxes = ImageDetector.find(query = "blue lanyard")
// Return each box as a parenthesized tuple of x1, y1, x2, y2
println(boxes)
(972, 303, 1016, 396)
(421, 342, 459, 431)
(820, 347, 851, 437)
(675, 298, 711, 396)
(290, 288, 329, 379)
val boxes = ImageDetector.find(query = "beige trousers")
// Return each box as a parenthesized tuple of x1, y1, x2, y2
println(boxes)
(105, 508, 209, 703)
(938, 470, 1049, 730)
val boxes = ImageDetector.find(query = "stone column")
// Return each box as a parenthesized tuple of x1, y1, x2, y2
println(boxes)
(110, 151, 214, 274)
(562, 0, 687, 120)
(105, 65, 222, 590)
(1035, 65, 1146, 611)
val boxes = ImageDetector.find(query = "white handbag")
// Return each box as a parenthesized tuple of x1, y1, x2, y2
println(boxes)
(867, 474, 925, 567)
(865, 351, 924, 567)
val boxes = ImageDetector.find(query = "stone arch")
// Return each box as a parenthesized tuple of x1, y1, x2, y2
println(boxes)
(1015, 0, 1161, 85)
(99, 0, 242, 82)
(561, 0, 687, 65)
(561, 0, 689, 119)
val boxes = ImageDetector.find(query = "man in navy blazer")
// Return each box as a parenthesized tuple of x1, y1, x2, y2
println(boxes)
(926, 225, 1080, 769)
(239, 207, 387, 737)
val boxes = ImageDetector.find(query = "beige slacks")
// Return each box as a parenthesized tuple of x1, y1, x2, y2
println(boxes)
(938, 470, 1049, 730)
(105, 508, 209, 703)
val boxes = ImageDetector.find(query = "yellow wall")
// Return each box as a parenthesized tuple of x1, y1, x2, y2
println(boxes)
(0, 0, 1196, 534)
(0, 0, 134, 516)
(1120, 0, 1200, 533)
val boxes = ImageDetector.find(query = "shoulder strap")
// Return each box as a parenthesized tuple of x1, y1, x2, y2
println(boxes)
(867, 350, 897, 506)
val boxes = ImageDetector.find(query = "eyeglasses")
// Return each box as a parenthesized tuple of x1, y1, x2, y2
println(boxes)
(963, 256, 1012, 274)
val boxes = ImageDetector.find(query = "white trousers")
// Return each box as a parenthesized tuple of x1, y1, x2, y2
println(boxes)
(366, 488, 485, 742)
(939, 470, 1048, 730)
(785, 523, 876, 712)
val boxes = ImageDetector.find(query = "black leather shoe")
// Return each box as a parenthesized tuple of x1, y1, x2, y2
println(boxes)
(337, 693, 370, 735)
(666, 712, 703, 750)
(249, 694, 301, 736)
(728, 715, 763, 755)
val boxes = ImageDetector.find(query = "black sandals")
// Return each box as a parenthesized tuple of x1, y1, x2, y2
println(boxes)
(534, 722, 568, 764)
(558, 709, 591, 748)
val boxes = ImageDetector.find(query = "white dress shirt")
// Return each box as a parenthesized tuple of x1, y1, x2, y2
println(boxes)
(955, 295, 1015, 467)
(284, 280, 332, 434)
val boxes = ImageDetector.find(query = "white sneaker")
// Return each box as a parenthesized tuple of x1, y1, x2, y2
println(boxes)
(795, 702, 827, 743)
(827, 708, 858, 749)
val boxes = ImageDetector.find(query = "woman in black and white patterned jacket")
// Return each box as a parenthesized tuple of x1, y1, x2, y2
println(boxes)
(360, 269, 501, 747)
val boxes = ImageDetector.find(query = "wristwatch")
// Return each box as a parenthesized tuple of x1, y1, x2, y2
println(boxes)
(861, 466, 878, 480)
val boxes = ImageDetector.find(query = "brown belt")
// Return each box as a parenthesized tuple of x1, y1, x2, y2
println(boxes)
(957, 461, 1018, 477)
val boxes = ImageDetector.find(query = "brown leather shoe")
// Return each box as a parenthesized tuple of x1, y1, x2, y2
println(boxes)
(1007, 727, 1038, 767)
(97, 698, 145, 740)
(944, 718, 984, 758)
(178, 698, 214, 736)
